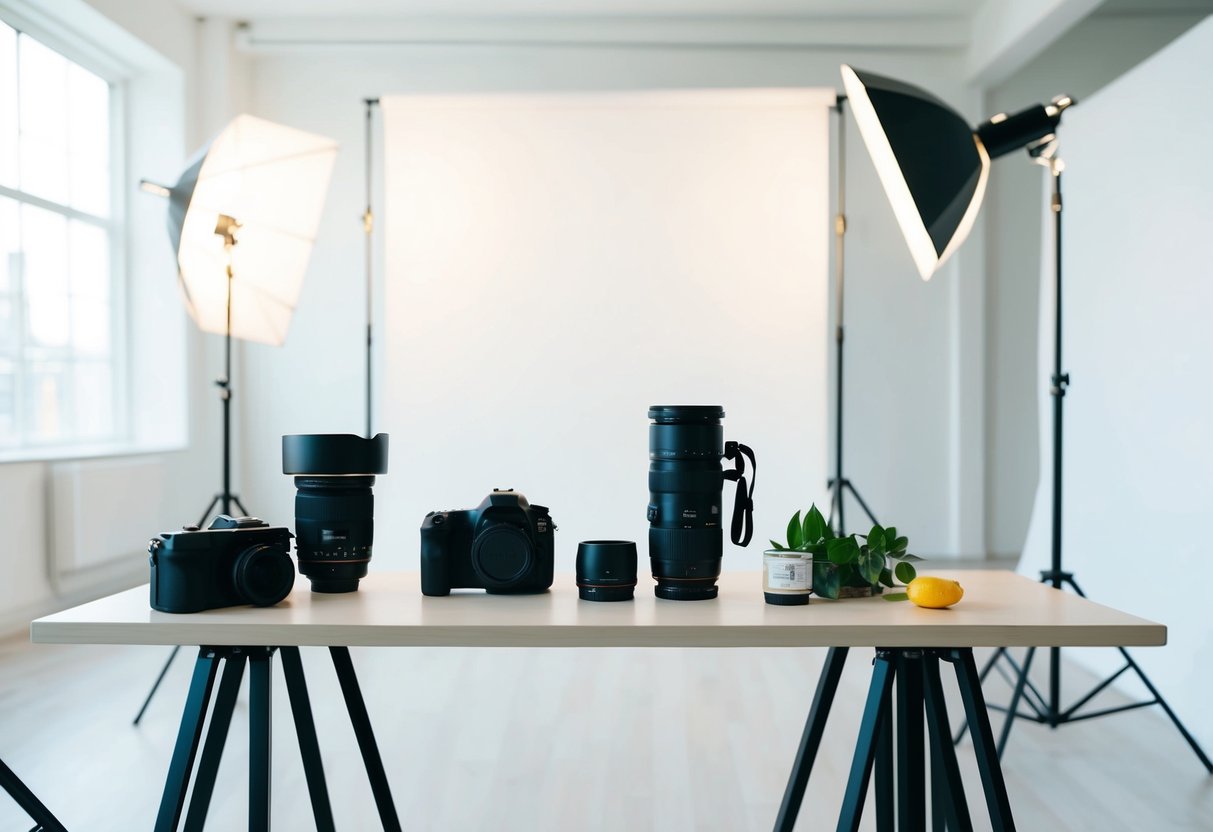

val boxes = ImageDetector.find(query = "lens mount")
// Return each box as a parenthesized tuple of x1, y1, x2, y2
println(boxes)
(653, 579, 719, 601)
(471, 524, 536, 590)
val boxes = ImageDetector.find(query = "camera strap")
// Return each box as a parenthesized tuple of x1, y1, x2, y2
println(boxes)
(723, 441, 756, 547)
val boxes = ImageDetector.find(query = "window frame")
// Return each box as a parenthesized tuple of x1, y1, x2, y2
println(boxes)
(0, 11, 130, 461)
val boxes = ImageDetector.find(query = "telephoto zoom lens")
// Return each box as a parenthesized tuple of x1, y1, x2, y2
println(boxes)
(647, 405, 727, 600)
(282, 433, 388, 593)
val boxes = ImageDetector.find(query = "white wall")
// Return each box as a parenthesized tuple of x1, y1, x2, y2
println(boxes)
(1018, 15, 1213, 752)
(240, 40, 985, 562)
(379, 89, 831, 569)
(983, 10, 1210, 558)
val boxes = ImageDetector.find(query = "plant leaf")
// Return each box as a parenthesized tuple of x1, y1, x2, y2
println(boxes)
(769, 540, 785, 551)
(890, 536, 909, 553)
(879, 567, 894, 588)
(891, 553, 924, 562)
(857, 544, 884, 584)
(813, 559, 840, 600)
(827, 536, 859, 565)
(867, 524, 885, 554)
(884, 526, 896, 544)
(895, 561, 917, 584)
(803, 505, 827, 545)
(882, 592, 909, 602)
(786, 511, 803, 550)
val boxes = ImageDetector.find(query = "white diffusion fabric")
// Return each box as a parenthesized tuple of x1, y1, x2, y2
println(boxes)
(380, 89, 832, 572)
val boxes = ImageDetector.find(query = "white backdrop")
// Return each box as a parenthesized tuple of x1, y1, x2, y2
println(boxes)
(1019, 18, 1213, 750)
(379, 88, 832, 575)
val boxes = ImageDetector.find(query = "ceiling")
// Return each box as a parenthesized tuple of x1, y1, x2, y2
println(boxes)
(175, 0, 977, 18)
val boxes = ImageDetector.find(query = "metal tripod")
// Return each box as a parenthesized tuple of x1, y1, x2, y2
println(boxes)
(827, 96, 880, 536)
(957, 148, 1211, 773)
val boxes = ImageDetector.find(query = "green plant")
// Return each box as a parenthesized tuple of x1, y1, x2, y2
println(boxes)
(768, 504, 922, 600)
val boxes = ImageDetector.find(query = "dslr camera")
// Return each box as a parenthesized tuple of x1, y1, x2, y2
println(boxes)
(148, 516, 296, 613)
(420, 489, 555, 596)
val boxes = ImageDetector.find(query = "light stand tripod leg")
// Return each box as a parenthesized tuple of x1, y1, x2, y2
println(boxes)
(1114, 646, 1213, 773)
(997, 647, 1036, 758)
(134, 645, 182, 726)
(842, 480, 880, 528)
(0, 758, 68, 832)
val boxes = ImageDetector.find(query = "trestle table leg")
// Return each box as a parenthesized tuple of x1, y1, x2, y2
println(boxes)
(155, 648, 220, 832)
(330, 646, 401, 832)
(773, 646, 849, 832)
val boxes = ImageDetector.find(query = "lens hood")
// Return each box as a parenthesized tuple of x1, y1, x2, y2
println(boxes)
(282, 433, 389, 476)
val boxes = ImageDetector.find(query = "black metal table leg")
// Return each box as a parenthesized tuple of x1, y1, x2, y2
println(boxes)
(929, 730, 947, 832)
(896, 651, 926, 829)
(923, 654, 972, 832)
(184, 652, 247, 832)
(281, 647, 336, 832)
(875, 700, 893, 832)
(0, 757, 68, 832)
(836, 650, 896, 832)
(773, 646, 849, 832)
(249, 648, 274, 832)
(949, 649, 1016, 831)
(155, 648, 220, 832)
(330, 646, 401, 832)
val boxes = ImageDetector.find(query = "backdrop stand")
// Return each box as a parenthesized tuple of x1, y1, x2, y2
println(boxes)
(956, 148, 1211, 771)
(827, 95, 880, 536)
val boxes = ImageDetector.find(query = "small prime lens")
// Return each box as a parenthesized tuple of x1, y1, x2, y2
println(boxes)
(232, 544, 295, 607)
(576, 540, 638, 601)
(647, 406, 726, 601)
(282, 433, 388, 593)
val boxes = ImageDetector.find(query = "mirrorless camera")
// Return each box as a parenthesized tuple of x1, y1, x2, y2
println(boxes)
(420, 490, 555, 595)
(148, 516, 295, 613)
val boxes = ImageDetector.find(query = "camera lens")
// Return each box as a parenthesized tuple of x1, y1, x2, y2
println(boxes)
(282, 433, 388, 593)
(576, 540, 638, 601)
(232, 544, 295, 607)
(648, 405, 726, 601)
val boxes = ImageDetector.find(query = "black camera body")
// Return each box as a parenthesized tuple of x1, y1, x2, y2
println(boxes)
(420, 490, 555, 596)
(148, 516, 296, 614)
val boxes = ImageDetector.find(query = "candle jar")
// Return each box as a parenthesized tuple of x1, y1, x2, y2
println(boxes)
(762, 550, 811, 605)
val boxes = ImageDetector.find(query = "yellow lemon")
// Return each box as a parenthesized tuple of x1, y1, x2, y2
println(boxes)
(907, 576, 964, 609)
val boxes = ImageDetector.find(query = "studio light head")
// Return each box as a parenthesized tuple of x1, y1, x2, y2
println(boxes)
(840, 64, 1074, 280)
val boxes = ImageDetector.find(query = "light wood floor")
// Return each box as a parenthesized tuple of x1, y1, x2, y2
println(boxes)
(1, 636, 1211, 830)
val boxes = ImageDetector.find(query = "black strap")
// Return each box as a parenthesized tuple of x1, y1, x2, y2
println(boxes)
(723, 441, 756, 547)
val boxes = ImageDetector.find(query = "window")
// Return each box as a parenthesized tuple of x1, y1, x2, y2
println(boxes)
(0, 19, 122, 455)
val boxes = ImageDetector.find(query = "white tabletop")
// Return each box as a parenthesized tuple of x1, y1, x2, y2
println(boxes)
(29, 570, 1164, 649)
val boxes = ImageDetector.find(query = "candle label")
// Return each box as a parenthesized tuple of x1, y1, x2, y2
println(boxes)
(764, 555, 810, 591)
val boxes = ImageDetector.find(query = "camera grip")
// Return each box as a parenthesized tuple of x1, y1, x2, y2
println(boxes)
(420, 525, 451, 596)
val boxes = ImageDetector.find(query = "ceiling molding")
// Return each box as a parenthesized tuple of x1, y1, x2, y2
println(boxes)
(236, 15, 970, 53)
